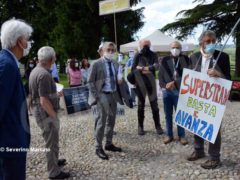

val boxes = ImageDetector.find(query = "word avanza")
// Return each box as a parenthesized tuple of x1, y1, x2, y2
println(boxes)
(175, 110, 213, 141)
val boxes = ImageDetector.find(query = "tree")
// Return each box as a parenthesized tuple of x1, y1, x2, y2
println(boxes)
(161, 0, 240, 77)
(0, 0, 144, 70)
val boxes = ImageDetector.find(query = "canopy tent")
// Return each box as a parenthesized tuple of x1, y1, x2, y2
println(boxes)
(120, 30, 195, 53)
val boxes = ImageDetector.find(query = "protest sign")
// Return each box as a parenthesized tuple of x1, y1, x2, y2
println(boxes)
(175, 69, 232, 143)
(63, 86, 90, 114)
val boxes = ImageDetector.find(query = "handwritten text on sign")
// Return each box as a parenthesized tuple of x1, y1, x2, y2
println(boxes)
(175, 69, 232, 143)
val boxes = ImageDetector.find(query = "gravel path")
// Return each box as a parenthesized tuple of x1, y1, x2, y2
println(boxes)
(26, 99, 240, 180)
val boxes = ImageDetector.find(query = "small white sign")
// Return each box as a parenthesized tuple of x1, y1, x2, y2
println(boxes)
(99, 0, 130, 16)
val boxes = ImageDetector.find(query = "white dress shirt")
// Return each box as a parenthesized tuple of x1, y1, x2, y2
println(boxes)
(102, 59, 116, 92)
(201, 56, 211, 74)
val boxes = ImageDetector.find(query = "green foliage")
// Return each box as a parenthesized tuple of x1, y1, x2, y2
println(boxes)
(59, 73, 69, 88)
(0, 0, 144, 70)
(161, 0, 240, 77)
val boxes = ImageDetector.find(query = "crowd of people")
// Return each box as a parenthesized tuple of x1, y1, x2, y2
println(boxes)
(0, 18, 230, 180)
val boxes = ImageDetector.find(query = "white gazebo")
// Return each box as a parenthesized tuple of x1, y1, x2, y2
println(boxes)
(120, 30, 195, 53)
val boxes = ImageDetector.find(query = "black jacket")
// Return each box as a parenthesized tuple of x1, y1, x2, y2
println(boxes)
(159, 54, 190, 90)
(190, 50, 231, 80)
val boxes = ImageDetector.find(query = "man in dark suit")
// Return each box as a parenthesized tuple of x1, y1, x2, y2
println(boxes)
(187, 30, 231, 169)
(0, 19, 33, 180)
(159, 41, 190, 145)
(88, 42, 132, 160)
(132, 39, 164, 135)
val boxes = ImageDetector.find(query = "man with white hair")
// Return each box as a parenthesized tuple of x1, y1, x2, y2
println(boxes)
(88, 42, 126, 160)
(159, 41, 190, 145)
(0, 19, 32, 180)
(29, 46, 70, 179)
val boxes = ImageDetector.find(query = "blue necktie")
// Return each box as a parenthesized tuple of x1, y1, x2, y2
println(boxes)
(107, 61, 115, 91)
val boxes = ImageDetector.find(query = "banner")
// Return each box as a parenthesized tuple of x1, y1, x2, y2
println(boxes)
(99, 0, 130, 16)
(175, 69, 232, 143)
(63, 86, 90, 114)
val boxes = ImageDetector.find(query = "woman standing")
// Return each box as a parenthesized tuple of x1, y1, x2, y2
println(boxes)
(24, 59, 36, 95)
(69, 59, 82, 87)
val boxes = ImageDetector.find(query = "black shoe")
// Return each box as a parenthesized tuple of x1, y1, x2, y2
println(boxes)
(105, 144, 122, 152)
(187, 151, 205, 161)
(201, 159, 221, 169)
(58, 159, 67, 166)
(96, 148, 109, 160)
(49, 171, 70, 179)
(156, 127, 164, 135)
(138, 127, 145, 135)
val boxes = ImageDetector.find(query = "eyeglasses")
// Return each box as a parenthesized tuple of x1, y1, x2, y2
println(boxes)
(106, 48, 115, 53)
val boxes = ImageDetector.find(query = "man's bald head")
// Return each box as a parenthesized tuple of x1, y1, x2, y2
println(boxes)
(139, 39, 151, 49)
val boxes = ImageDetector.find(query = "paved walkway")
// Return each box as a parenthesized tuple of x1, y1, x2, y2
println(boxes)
(26, 100, 240, 179)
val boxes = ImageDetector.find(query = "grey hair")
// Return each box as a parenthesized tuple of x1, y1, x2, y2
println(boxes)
(102, 41, 116, 51)
(170, 41, 182, 49)
(198, 30, 216, 45)
(38, 46, 56, 64)
(0, 19, 33, 49)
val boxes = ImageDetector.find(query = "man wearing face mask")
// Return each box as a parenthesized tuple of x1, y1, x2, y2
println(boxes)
(0, 19, 32, 180)
(159, 41, 190, 145)
(132, 39, 163, 135)
(187, 30, 231, 169)
(88, 42, 126, 160)
(29, 46, 70, 179)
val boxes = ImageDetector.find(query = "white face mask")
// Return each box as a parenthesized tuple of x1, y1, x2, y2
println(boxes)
(75, 63, 78, 67)
(104, 52, 114, 60)
(171, 48, 181, 57)
(29, 64, 34, 68)
(23, 41, 32, 57)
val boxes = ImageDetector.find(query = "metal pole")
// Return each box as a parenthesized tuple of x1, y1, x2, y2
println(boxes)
(214, 17, 240, 68)
(113, 11, 117, 48)
(113, 1, 117, 49)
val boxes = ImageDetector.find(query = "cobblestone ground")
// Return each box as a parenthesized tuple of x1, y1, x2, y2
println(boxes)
(26, 99, 240, 180)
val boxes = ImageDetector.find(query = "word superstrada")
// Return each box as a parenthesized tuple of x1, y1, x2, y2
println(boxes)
(180, 74, 230, 105)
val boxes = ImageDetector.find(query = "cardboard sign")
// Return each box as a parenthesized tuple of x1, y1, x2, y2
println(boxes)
(99, 0, 130, 16)
(63, 86, 90, 114)
(175, 69, 232, 143)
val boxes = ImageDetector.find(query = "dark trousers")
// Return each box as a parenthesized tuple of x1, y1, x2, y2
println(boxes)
(194, 130, 221, 160)
(162, 90, 185, 138)
(135, 77, 161, 129)
(130, 88, 136, 103)
(0, 156, 26, 180)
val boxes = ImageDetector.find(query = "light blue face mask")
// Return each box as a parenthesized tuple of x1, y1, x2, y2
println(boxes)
(204, 43, 216, 54)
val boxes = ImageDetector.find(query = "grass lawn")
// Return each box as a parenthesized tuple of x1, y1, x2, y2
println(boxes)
(59, 73, 69, 88)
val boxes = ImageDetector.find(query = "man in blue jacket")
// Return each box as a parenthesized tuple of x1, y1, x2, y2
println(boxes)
(0, 19, 33, 180)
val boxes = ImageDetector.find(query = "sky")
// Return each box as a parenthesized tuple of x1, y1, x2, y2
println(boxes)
(131, 0, 234, 45)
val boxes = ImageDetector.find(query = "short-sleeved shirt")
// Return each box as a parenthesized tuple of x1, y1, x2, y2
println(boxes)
(29, 64, 58, 112)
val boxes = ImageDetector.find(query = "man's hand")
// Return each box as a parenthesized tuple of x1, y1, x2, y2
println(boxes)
(136, 66, 143, 70)
(118, 79, 123, 85)
(57, 91, 63, 97)
(207, 68, 221, 78)
(166, 81, 175, 90)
